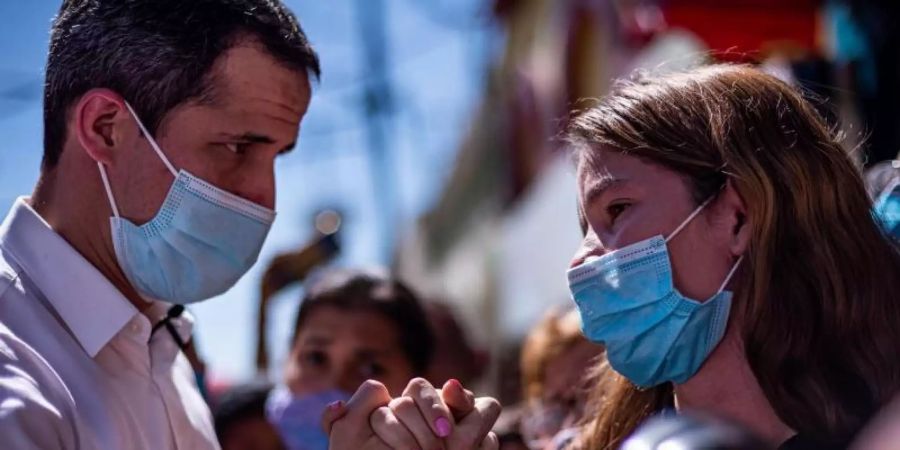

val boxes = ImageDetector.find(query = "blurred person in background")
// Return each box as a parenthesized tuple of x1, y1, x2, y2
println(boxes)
(863, 160, 899, 200)
(318, 271, 502, 449)
(215, 382, 285, 450)
(267, 269, 434, 450)
(492, 408, 530, 450)
(518, 307, 604, 450)
(874, 180, 899, 239)
(866, 160, 899, 238)
(268, 268, 436, 450)
(564, 64, 900, 449)
(425, 301, 489, 388)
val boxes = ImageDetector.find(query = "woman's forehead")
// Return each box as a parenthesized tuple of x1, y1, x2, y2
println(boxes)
(577, 150, 677, 188)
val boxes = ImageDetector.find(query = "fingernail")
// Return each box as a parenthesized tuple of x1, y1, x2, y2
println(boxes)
(448, 378, 461, 389)
(327, 400, 343, 410)
(435, 417, 452, 437)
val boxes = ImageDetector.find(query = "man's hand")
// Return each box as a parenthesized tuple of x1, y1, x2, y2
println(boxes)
(324, 378, 501, 450)
(322, 380, 393, 450)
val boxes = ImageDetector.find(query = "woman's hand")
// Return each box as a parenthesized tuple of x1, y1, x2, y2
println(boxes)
(324, 378, 501, 450)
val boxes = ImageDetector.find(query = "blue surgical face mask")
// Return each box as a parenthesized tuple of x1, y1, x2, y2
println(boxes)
(97, 102, 276, 304)
(874, 178, 900, 238)
(266, 387, 351, 450)
(567, 197, 743, 388)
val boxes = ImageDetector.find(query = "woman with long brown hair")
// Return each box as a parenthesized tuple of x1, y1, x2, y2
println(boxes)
(563, 64, 900, 449)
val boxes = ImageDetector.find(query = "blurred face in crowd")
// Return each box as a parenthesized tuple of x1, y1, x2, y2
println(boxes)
(571, 148, 740, 305)
(284, 306, 416, 396)
(522, 339, 603, 447)
(542, 339, 602, 419)
(220, 418, 284, 450)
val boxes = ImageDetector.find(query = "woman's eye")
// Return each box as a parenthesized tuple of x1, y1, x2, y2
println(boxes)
(224, 143, 248, 155)
(607, 202, 631, 222)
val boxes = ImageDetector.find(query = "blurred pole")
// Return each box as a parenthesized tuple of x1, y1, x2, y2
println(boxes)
(255, 211, 342, 375)
(355, 0, 396, 263)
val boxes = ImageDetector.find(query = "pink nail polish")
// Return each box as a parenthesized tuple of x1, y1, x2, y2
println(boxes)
(327, 400, 343, 410)
(435, 417, 452, 437)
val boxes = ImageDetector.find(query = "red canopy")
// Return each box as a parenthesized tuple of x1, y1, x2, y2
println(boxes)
(663, 0, 820, 61)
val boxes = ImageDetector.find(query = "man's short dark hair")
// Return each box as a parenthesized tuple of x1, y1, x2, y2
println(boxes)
(43, 0, 321, 170)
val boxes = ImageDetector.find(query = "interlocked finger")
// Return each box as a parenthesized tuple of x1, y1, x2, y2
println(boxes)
(370, 406, 419, 450)
(446, 397, 502, 450)
(389, 396, 445, 450)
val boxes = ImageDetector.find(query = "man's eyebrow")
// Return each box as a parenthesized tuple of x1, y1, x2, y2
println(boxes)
(221, 132, 295, 154)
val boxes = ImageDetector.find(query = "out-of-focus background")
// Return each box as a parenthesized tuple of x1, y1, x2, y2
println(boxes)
(1, 0, 898, 402)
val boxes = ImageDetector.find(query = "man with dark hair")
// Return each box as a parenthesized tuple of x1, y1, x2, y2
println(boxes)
(0, 1, 501, 448)
(0, 1, 318, 448)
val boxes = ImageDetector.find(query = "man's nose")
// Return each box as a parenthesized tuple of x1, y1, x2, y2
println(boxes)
(235, 165, 276, 209)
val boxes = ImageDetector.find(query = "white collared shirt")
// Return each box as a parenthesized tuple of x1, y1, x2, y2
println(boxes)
(0, 198, 220, 450)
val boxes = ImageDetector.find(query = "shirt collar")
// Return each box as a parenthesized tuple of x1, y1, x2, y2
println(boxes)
(0, 197, 140, 357)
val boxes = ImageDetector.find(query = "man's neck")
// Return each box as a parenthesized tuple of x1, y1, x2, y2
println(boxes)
(31, 173, 152, 312)
(673, 330, 795, 446)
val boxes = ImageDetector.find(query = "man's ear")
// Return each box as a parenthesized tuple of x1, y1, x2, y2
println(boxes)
(721, 178, 751, 256)
(73, 88, 130, 166)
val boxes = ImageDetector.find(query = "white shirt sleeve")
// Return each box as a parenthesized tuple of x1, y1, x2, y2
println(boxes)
(0, 328, 77, 450)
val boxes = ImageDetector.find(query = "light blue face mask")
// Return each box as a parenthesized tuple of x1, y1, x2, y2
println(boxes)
(97, 102, 276, 304)
(266, 387, 351, 450)
(567, 197, 742, 388)
(874, 178, 900, 238)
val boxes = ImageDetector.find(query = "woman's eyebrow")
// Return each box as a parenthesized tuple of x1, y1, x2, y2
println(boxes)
(583, 177, 628, 205)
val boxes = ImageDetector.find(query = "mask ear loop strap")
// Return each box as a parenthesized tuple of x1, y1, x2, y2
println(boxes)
(665, 196, 716, 243)
(716, 256, 744, 294)
(98, 163, 120, 218)
(123, 101, 178, 178)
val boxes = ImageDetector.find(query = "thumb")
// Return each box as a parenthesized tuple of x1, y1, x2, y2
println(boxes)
(320, 399, 349, 435)
(441, 379, 475, 421)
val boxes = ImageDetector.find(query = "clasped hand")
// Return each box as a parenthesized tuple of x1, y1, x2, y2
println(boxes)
(324, 378, 501, 450)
